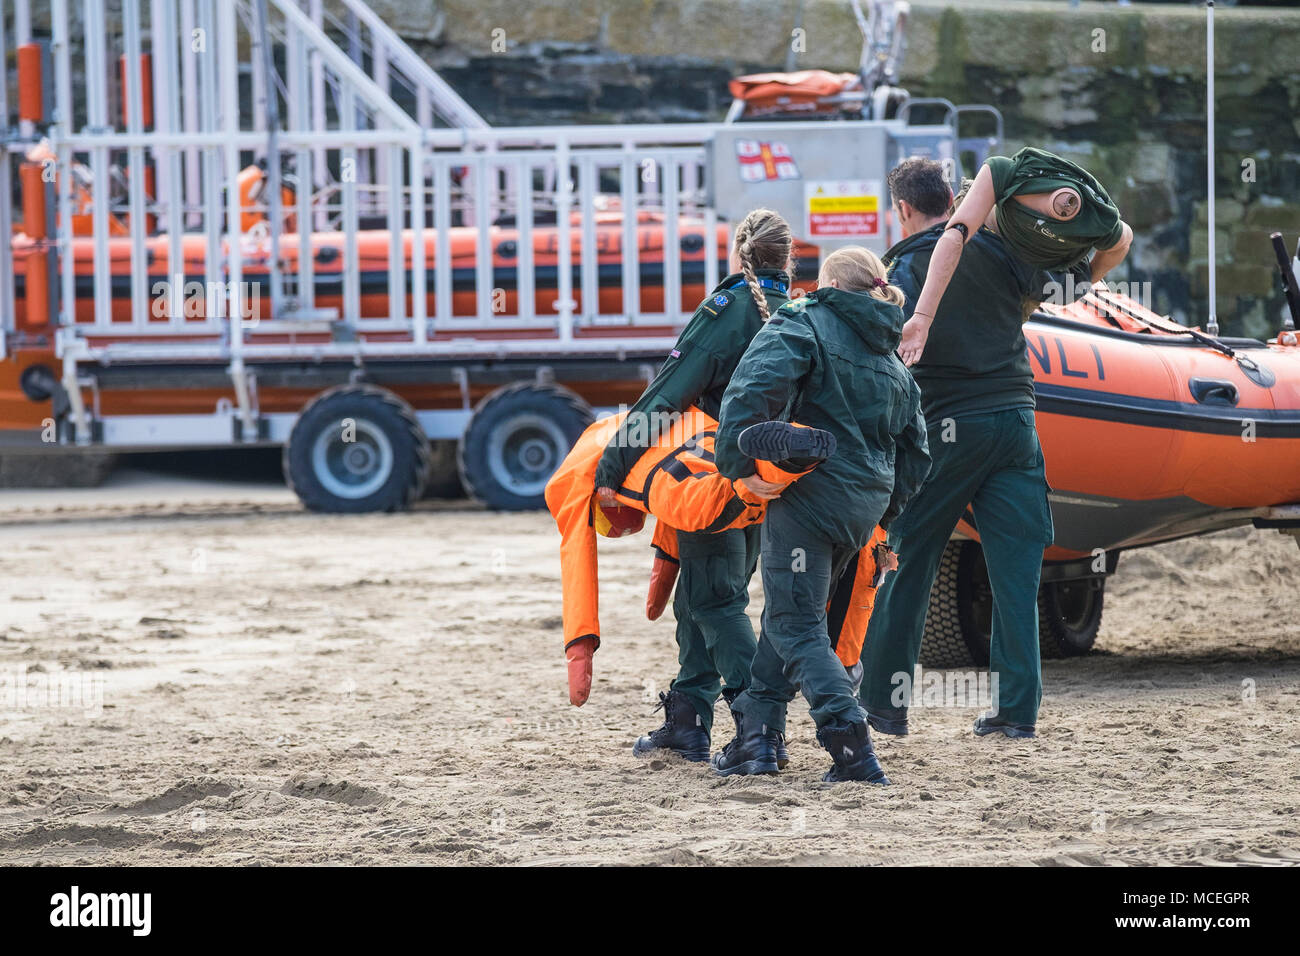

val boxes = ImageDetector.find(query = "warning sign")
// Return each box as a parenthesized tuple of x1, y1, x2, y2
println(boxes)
(805, 180, 881, 238)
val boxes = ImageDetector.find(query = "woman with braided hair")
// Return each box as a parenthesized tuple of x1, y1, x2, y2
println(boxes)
(588, 208, 795, 765)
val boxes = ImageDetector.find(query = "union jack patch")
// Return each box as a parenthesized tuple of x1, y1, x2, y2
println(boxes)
(669, 348, 682, 359)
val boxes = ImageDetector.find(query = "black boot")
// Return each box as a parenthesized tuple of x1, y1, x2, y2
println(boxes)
(633, 690, 710, 762)
(973, 714, 1036, 739)
(864, 703, 909, 736)
(738, 421, 836, 463)
(711, 707, 780, 776)
(724, 688, 788, 769)
(817, 718, 890, 784)
(773, 730, 790, 770)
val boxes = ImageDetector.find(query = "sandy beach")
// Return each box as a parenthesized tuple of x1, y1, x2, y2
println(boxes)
(1, 476, 1298, 866)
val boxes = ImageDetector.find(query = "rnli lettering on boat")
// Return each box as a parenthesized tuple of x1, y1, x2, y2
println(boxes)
(1026, 332, 1106, 381)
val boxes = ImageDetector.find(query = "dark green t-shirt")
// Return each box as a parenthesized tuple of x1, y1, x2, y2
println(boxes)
(885, 224, 1048, 427)
(986, 147, 1124, 269)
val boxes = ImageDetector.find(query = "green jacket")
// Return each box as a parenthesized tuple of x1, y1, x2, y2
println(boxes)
(594, 269, 790, 492)
(885, 223, 1048, 427)
(715, 288, 931, 547)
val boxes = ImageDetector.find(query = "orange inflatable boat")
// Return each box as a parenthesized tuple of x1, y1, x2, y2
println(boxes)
(1019, 288, 1300, 562)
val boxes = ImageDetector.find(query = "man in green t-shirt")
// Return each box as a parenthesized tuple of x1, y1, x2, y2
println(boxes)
(896, 146, 1132, 366)
(859, 157, 1057, 739)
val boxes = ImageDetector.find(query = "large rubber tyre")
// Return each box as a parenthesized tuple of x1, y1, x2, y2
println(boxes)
(1038, 577, 1104, 657)
(917, 542, 976, 668)
(919, 541, 1105, 667)
(458, 382, 594, 511)
(284, 385, 431, 513)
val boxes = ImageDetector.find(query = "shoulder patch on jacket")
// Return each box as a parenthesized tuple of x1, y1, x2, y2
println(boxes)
(699, 290, 736, 317)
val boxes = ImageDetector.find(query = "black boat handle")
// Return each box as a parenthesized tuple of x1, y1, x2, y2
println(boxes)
(1189, 377, 1239, 406)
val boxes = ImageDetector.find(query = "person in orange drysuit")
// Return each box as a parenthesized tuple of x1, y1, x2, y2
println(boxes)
(545, 408, 895, 716)
(546, 408, 813, 709)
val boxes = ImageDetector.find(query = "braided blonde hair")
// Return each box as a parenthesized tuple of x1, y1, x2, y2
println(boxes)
(818, 246, 905, 308)
(732, 208, 793, 322)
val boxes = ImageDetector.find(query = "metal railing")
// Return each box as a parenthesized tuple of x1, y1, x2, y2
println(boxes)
(3, 0, 721, 359)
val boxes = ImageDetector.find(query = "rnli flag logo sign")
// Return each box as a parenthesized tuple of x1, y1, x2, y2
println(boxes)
(736, 140, 800, 182)
(805, 180, 880, 238)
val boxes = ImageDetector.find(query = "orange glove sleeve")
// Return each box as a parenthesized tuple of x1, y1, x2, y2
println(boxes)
(566, 636, 597, 706)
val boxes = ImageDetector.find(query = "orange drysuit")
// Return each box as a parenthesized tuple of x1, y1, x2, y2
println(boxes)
(545, 409, 805, 647)
(545, 409, 893, 705)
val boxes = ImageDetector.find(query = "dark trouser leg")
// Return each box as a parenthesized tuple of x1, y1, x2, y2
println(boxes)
(860, 425, 993, 713)
(969, 411, 1052, 726)
(733, 502, 861, 734)
(670, 527, 757, 735)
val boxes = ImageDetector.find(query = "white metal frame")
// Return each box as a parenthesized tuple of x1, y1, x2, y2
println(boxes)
(2, 0, 970, 448)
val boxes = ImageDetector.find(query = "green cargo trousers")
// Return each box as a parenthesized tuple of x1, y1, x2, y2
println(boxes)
(669, 524, 761, 734)
(860, 407, 1053, 726)
(730, 501, 865, 736)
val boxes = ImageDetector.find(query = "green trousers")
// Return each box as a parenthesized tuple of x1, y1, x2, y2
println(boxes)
(730, 500, 865, 735)
(670, 524, 760, 734)
(861, 407, 1053, 726)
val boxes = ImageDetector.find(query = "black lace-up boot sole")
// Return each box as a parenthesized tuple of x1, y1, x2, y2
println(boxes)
(737, 421, 836, 463)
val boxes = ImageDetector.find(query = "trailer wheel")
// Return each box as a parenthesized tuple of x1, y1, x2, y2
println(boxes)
(284, 385, 431, 513)
(458, 382, 593, 511)
(917, 542, 979, 668)
(1038, 578, 1104, 657)
(919, 541, 1104, 667)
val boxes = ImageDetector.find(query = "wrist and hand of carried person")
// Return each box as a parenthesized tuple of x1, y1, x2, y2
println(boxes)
(737, 473, 785, 502)
(871, 543, 898, 588)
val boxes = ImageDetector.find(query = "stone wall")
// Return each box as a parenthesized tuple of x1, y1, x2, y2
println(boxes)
(390, 0, 1300, 337)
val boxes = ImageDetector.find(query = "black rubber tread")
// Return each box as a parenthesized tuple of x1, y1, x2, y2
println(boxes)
(918, 541, 977, 668)
(737, 421, 837, 462)
(457, 381, 594, 511)
(283, 384, 431, 513)
(1037, 578, 1104, 658)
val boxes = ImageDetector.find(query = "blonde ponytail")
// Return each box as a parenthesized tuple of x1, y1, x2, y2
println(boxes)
(818, 246, 905, 308)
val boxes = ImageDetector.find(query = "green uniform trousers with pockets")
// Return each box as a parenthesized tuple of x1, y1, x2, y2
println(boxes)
(670, 524, 761, 734)
(730, 500, 867, 736)
(861, 407, 1053, 726)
